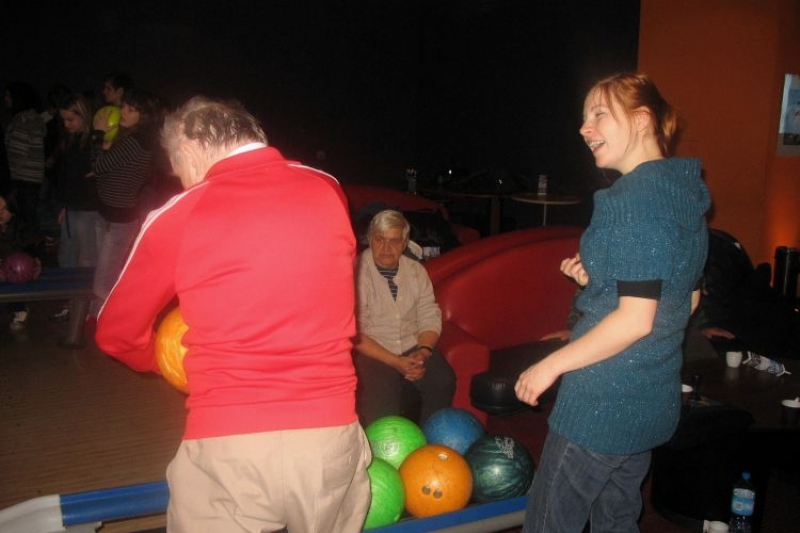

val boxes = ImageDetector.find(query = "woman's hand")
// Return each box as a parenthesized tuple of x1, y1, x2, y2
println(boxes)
(561, 253, 589, 287)
(515, 357, 561, 407)
(57, 208, 66, 226)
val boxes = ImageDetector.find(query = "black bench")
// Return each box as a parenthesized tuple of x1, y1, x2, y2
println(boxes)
(0, 267, 94, 348)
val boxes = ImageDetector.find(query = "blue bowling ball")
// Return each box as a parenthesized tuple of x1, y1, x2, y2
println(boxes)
(422, 407, 485, 455)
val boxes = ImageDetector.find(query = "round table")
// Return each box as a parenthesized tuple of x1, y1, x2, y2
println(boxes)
(509, 193, 581, 226)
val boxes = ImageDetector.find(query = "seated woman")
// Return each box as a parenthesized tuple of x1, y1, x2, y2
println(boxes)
(354, 209, 456, 426)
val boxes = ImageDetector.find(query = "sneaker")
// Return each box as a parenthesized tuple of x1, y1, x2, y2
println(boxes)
(50, 307, 70, 322)
(11, 310, 29, 330)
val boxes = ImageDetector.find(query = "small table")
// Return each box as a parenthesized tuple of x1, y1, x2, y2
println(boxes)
(424, 189, 511, 236)
(510, 193, 581, 226)
(682, 357, 800, 431)
(652, 357, 800, 530)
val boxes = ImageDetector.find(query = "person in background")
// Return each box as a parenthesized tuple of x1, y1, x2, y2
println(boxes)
(88, 89, 160, 322)
(49, 93, 102, 322)
(354, 209, 456, 426)
(0, 190, 42, 329)
(101, 72, 134, 107)
(41, 83, 71, 215)
(515, 72, 710, 533)
(95, 96, 370, 533)
(4, 82, 46, 231)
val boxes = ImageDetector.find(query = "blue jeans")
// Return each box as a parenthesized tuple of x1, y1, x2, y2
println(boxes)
(58, 209, 104, 268)
(91, 220, 140, 317)
(522, 431, 651, 533)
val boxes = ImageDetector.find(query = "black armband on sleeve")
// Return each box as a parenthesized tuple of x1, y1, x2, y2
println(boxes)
(617, 279, 662, 300)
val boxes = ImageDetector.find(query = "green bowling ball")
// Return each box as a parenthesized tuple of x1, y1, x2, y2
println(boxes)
(363, 457, 405, 529)
(365, 415, 427, 469)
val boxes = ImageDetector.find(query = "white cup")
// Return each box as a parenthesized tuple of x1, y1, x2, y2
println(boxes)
(708, 520, 729, 533)
(725, 351, 743, 368)
(681, 384, 693, 404)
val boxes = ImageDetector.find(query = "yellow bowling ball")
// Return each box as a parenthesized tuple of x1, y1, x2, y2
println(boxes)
(154, 307, 189, 393)
(94, 105, 121, 143)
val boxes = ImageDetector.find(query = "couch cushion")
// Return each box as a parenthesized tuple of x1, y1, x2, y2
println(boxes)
(470, 340, 566, 414)
(433, 237, 581, 349)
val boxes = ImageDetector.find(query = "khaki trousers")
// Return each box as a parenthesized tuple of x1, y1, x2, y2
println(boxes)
(166, 421, 371, 533)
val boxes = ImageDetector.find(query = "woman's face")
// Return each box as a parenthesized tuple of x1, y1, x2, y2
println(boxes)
(580, 90, 637, 174)
(59, 108, 85, 134)
(120, 103, 141, 128)
(0, 197, 13, 226)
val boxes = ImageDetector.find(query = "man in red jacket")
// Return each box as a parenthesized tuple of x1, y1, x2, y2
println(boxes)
(95, 97, 370, 533)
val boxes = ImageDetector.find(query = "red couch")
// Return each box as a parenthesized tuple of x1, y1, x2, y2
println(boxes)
(341, 183, 481, 246)
(423, 226, 584, 422)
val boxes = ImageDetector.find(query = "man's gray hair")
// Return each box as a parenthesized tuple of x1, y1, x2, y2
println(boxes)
(368, 209, 410, 241)
(161, 96, 268, 158)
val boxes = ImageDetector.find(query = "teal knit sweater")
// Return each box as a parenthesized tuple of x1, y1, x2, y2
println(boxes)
(549, 158, 710, 455)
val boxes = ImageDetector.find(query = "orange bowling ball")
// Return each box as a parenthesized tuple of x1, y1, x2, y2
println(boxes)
(154, 307, 189, 393)
(398, 444, 473, 518)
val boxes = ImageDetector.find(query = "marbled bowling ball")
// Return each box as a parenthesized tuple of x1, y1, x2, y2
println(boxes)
(2, 251, 38, 284)
(465, 435, 535, 502)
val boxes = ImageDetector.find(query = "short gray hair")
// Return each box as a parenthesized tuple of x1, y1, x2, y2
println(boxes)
(161, 96, 267, 159)
(368, 209, 410, 241)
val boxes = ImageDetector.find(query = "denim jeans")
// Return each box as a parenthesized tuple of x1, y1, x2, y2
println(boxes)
(91, 220, 140, 317)
(58, 210, 104, 268)
(522, 430, 651, 533)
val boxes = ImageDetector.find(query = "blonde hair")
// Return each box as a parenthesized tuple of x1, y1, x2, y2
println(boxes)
(590, 72, 679, 157)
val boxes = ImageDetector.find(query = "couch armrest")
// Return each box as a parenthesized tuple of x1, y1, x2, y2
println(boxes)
(438, 321, 491, 423)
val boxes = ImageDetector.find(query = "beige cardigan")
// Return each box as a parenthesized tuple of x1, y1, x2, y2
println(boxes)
(356, 249, 442, 355)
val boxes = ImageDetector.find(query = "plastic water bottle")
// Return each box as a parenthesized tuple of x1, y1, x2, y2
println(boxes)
(406, 168, 418, 195)
(729, 471, 755, 533)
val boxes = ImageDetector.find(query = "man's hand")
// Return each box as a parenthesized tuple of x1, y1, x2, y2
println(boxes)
(701, 327, 735, 340)
(395, 352, 426, 381)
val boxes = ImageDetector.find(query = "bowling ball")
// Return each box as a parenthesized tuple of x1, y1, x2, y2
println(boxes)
(154, 307, 189, 393)
(365, 416, 427, 470)
(2, 251, 38, 284)
(94, 105, 120, 143)
(399, 444, 473, 518)
(363, 457, 405, 529)
(422, 407, 485, 455)
(464, 435, 535, 503)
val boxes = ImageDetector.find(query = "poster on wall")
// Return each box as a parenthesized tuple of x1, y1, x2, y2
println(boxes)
(777, 73, 800, 156)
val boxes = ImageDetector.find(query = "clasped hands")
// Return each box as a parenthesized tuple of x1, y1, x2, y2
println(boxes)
(396, 348, 430, 382)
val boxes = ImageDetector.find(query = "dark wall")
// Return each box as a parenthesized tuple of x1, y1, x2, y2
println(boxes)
(1, 0, 639, 196)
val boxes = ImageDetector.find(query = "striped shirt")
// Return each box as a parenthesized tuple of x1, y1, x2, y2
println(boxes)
(376, 265, 399, 299)
(5, 110, 46, 184)
(91, 129, 153, 222)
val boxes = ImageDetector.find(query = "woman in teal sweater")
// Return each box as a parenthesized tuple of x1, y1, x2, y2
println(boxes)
(515, 73, 710, 533)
